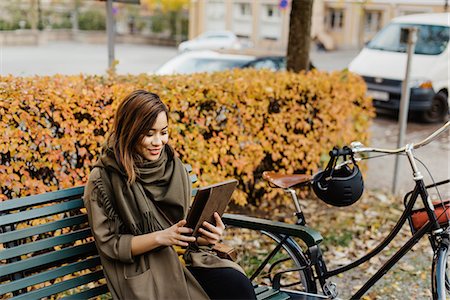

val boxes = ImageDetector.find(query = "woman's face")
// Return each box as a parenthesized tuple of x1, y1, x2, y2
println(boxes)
(136, 111, 169, 161)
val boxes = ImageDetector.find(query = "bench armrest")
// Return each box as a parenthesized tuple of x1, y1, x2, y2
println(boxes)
(222, 213, 322, 247)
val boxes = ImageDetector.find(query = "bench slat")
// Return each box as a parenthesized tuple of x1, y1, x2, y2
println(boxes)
(254, 285, 270, 295)
(267, 292, 291, 300)
(1, 242, 97, 277)
(0, 256, 101, 295)
(0, 214, 88, 244)
(222, 213, 323, 247)
(184, 164, 192, 173)
(0, 228, 92, 260)
(283, 289, 328, 299)
(190, 174, 198, 184)
(0, 199, 84, 227)
(257, 288, 290, 300)
(63, 284, 109, 300)
(1, 187, 84, 212)
(11, 270, 104, 300)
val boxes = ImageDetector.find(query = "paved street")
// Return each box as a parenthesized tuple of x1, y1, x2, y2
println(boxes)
(0, 41, 358, 76)
(367, 116, 449, 196)
(1, 41, 448, 195)
(0, 41, 178, 76)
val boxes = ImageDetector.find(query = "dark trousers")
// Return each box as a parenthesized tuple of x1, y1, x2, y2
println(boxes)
(188, 267, 256, 300)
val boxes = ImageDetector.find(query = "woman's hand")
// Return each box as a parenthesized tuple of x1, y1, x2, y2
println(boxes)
(131, 220, 195, 256)
(155, 220, 196, 247)
(196, 212, 225, 246)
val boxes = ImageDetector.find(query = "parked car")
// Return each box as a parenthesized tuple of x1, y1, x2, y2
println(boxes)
(349, 13, 450, 122)
(241, 56, 286, 71)
(154, 50, 255, 75)
(241, 56, 315, 71)
(155, 51, 312, 75)
(178, 30, 242, 52)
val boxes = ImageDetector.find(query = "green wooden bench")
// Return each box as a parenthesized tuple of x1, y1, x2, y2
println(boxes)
(1, 173, 324, 299)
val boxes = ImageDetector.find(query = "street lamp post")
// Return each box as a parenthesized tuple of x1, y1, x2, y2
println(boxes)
(106, 0, 115, 70)
(392, 27, 418, 194)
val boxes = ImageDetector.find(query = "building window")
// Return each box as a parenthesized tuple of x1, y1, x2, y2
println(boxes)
(268, 6, 274, 17)
(364, 10, 382, 33)
(239, 3, 251, 16)
(205, 0, 226, 30)
(264, 4, 280, 20)
(325, 8, 344, 31)
(207, 1, 225, 19)
(233, 2, 252, 35)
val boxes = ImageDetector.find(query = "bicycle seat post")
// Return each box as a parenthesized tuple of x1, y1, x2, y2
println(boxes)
(285, 188, 306, 225)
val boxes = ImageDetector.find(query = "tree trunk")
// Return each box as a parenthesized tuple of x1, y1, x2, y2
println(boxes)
(37, 0, 43, 31)
(71, 0, 81, 33)
(286, 0, 313, 72)
(30, 0, 38, 31)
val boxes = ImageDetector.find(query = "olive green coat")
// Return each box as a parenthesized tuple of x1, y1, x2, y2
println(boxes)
(84, 168, 243, 300)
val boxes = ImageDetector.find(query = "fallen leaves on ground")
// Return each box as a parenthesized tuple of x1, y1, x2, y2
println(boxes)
(225, 190, 439, 299)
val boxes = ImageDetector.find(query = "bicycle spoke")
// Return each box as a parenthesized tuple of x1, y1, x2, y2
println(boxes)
(235, 230, 313, 292)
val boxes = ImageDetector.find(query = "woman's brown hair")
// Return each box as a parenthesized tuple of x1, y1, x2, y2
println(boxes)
(108, 90, 168, 183)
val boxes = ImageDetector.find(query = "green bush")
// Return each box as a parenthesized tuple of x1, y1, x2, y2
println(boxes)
(0, 20, 17, 30)
(50, 12, 72, 29)
(150, 13, 167, 33)
(0, 70, 374, 206)
(78, 10, 105, 30)
(0, 2, 30, 31)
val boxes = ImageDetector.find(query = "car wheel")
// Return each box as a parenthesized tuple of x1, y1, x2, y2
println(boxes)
(421, 91, 449, 123)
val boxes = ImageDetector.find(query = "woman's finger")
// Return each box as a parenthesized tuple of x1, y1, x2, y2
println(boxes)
(179, 234, 196, 242)
(177, 240, 189, 247)
(176, 219, 187, 227)
(214, 212, 225, 230)
(202, 221, 221, 234)
(177, 227, 193, 234)
(201, 221, 215, 231)
(198, 228, 219, 241)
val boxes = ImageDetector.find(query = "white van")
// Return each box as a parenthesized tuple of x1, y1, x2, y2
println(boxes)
(349, 13, 449, 122)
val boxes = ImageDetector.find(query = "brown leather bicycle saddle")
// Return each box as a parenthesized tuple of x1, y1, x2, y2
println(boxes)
(262, 171, 312, 189)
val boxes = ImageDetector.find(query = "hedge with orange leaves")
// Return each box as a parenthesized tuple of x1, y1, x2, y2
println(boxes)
(0, 69, 374, 206)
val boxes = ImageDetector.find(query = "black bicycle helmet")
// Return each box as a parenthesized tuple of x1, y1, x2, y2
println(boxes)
(312, 147, 364, 207)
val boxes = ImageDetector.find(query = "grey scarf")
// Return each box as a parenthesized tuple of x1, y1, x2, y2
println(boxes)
(93, 144, 191, 235)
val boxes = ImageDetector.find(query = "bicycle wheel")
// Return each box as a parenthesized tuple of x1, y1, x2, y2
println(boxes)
(431, 235, 450, 299)
(238, 229, 317, 293)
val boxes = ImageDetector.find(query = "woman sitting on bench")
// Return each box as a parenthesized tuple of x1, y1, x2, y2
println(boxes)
(83, 90, 256, 300)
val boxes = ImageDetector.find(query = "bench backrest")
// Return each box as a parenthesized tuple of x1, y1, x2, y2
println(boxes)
(0, 186, 105, 299)
(0, 165, 197, 299)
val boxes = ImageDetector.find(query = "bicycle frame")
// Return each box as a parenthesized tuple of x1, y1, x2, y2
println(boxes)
(322, 178, 450, 299)
(261, 121, 450, 298)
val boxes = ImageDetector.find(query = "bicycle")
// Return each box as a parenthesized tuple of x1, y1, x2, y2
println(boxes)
(242, 120, 450, 299)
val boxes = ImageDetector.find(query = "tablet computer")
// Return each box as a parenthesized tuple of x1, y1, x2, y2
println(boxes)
(186, 179, 238, 236)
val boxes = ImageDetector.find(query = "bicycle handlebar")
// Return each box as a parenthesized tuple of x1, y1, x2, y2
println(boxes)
(327, 121, 450, 171)
(349, 121, 450, 155)
(329, 147, 353, 157)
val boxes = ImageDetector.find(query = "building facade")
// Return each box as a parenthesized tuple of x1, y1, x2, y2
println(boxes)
(189, 0, 449, 51)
